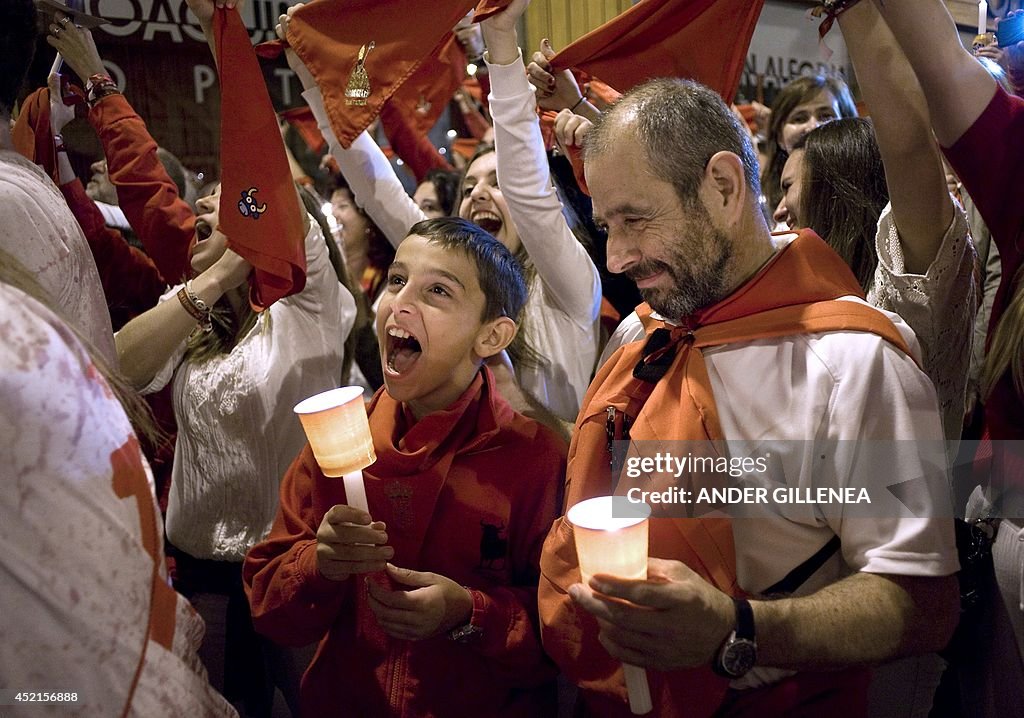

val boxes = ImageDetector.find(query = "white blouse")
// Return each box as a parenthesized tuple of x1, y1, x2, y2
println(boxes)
(142, 221, 356, 561)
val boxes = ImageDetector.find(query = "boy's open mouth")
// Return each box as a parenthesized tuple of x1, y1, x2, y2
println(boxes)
(385, 326, 422, 374)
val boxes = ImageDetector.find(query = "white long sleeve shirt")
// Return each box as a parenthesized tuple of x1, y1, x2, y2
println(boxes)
(142, 221, 355, 561)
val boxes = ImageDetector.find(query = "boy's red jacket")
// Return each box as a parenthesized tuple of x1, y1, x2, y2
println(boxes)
(244, 368, 565, 717)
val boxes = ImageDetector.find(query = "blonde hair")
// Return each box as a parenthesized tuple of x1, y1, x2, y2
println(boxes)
(184, 298, 258, 364)
(982, 264, 1024, 400)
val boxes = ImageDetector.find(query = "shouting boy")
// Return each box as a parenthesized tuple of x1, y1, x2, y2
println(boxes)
(244, 218, 565, 717)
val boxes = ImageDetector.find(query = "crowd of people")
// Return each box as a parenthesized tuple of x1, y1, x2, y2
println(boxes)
(1, 0, 1022, 716)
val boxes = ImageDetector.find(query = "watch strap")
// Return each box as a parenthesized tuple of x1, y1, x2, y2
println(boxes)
(734, 597, 755, 641)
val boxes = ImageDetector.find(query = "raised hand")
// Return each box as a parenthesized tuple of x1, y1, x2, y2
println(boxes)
(479, 0, 531, 34)
(185, 0, 241, 27)
(553, 108, 592, 150)
(479, 0, 531, 66)
(47, 73, 76, 136)
(45, 12, 105, 81)
(277, 5, 316, 90)
(527, 39, 584, 113)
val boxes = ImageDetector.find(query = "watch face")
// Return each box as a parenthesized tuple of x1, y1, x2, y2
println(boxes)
(722, 639, 757, 677)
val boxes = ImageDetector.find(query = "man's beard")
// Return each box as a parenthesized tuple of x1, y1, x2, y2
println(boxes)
(626, 225, 733, 322)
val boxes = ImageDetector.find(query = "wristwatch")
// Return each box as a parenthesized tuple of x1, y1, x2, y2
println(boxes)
(447, 622, 483, 644)
(448, 588, 484, 644)
(713, 598, 757, 679)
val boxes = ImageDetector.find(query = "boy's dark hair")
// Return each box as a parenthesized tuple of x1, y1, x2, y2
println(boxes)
(407, 217, 527, 323)
(794, 117, 885, 292)
(1, 0, 39, 117)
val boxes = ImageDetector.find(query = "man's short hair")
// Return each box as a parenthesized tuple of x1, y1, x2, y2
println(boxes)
(585, 78, 761, 203)
(1, 0, 39, 117)
(407, 217, 527, 323)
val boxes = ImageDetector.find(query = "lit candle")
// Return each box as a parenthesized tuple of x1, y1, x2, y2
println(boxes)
(568, 496, 653, 715)
(294, 386, 376, 512)
(979, 1, 988, 36)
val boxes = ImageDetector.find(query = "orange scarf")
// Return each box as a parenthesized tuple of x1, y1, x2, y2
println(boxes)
(361, 367, 512, 565)
(540, 230, 910, 717)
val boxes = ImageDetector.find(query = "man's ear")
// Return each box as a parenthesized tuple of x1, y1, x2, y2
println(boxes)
(700, 151, 748, 229)
(474, 316, 518, 359)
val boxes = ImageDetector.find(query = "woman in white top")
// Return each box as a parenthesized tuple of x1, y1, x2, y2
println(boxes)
(279, 6, 602, 423)
(773, 5, 978, 445)
(115, 184, 356, 714)
(772, 8, 976, 718)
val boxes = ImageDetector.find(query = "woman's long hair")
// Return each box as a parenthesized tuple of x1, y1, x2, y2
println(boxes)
(422, 168, 462, 217)
(983, 264, 1024, 400)
(298, 184, 361, 385)
(796, 118, 887, 292)
(761, 75, 857, 211)
(458, 144, 544, 373)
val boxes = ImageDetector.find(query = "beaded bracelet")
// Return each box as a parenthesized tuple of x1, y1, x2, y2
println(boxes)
(176, 281, 213, 333)
(86, 73, 120, 107)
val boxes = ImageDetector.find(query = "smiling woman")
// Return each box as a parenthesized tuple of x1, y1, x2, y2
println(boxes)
(760, 75, 858, 214)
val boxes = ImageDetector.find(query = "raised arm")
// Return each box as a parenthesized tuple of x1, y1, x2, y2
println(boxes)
(871, 0, 997, 148)
(837, 1, 954, 273)
(48, 14, 196, 283)
(481, 1, 601, 325)
(115, 232, 251, 390)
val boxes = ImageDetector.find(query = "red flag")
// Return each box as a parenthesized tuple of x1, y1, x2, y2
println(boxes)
(470, 0, 515, 23)
(377, 34, 466, 181)
(392, 34, 466, 139)
(284, 0, 481, 149)
(214, 7, 306, 311)
(549, 0, 765, 101)
(279, 106, 326, 154)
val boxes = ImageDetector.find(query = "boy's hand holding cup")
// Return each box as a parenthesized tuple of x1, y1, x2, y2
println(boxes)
(315, 505, 393, 581)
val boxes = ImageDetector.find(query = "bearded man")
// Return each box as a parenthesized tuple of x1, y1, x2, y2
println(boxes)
(538, 78, 959, 717)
